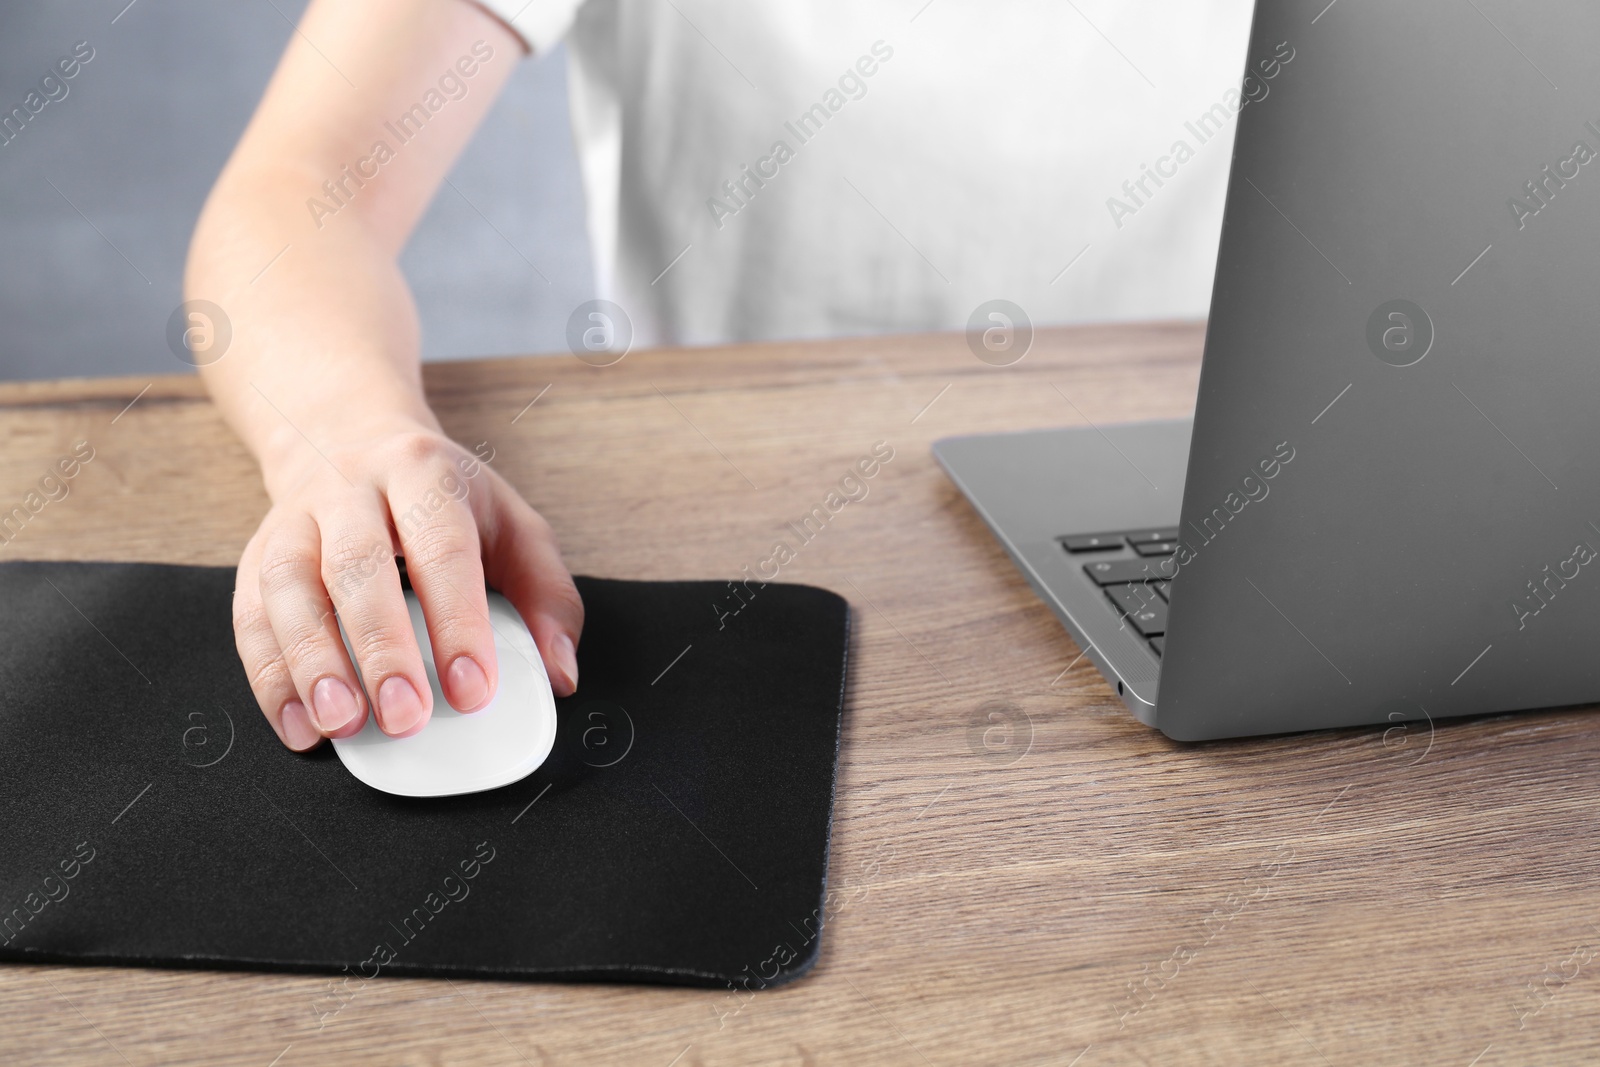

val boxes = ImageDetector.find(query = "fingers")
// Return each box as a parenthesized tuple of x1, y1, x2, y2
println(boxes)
(479, 482, 584, 696)
(231, 430, 580, 755)
(234, 530, 324, 751)
(256, 511, 371, 739)
(388, 464, 497, 713)
(316, 507, 433, 737)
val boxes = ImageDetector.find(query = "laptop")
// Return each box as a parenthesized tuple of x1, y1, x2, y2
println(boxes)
(936, 0, 1600, 740)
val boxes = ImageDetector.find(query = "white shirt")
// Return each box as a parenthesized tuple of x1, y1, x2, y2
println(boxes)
(477, 0, 1256, 349)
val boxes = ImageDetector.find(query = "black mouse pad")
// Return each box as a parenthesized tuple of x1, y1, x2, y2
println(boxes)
(0, 561, 850, 989)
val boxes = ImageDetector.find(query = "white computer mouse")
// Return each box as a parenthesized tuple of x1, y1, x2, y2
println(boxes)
(331, 590, 558, 797)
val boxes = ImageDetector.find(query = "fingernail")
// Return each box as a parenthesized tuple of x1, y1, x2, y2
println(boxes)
(311, 677, 361, 733)
(280, 700, 322, 750)
(553, 633, 578, 694)
(446, 655, 490, 712)
(377, 675, 429, 737)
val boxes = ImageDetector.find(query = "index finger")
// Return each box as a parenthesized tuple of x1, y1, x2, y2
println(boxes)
(387, 461, 498, 713)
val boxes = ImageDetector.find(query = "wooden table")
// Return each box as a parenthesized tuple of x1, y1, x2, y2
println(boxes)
(2, 323, 1596, 1066)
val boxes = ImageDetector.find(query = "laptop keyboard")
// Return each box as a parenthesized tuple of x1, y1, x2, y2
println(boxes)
(1059, 528, 1178, 658)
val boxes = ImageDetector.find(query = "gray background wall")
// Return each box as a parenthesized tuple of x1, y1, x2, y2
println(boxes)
(0, 0, 593, 382)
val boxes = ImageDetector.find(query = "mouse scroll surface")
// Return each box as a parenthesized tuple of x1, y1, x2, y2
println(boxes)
(331, 592, 558, 797)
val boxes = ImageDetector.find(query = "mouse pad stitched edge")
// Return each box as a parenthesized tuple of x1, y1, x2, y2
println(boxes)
(0, 561, 851, 989)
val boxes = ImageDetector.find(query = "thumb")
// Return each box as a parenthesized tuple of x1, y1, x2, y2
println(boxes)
(479, 484, 584, 696)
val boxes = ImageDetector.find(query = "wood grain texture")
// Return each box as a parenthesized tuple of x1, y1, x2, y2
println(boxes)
(2, 322, 1597, 1066)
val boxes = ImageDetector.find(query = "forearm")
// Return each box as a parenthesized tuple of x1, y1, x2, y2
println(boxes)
(184, 0, 522, 499)
(188, 166, 438, 499)
(183, 0, 581, 751)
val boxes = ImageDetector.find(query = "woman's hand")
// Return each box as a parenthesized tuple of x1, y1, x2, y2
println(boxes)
(179, 0, 551, 751)
(232, 420, 582, 751)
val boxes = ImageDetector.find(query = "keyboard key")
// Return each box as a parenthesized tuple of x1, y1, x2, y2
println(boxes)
(1083, 557, 1176, 585)
(1133, 540, 1179, 557)
(1105, 584, 1162, 616)
(1127, 529, 1180, 545)
(1152, 581, 1171, 602)
(1148, 636, 1165, 656)
(1127, 600, 1168, 637)
(1059, 534, 1123, 552)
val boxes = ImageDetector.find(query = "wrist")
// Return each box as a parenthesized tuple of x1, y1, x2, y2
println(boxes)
(257, 403, 442, 501)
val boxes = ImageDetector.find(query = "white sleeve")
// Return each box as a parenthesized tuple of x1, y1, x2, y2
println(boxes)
(469, 0, 586, 54)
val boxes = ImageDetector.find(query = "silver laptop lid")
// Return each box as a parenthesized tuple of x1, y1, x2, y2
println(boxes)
(1160, 0, 1600, 738)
